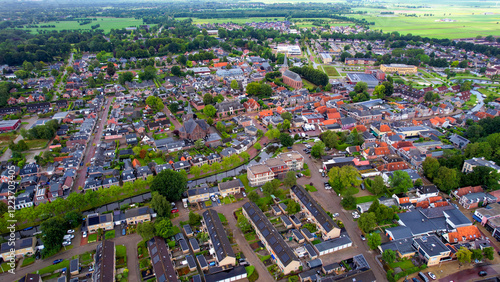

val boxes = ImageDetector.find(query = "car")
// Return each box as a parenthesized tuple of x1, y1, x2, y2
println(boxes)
(67, 229, 75, 234)
(412, 278, 419, 282)
(478, 271, 488, 277)
(333, 213, 339, 217)
(62, 241, 72, 246)
(53, 259, 63, 265)
(83, 231, 87, 238)
(428, 272, 436, 280)
(242, 192, 247, 197)
(171, 208, 179, 213)
(88, 265, 94, 272)
(171, 202, 176, 207)
(122, 229, 126, 236)
(360, 235, 366, 241)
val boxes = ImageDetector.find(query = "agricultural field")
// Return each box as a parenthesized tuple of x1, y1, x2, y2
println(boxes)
(18, 17, 148, 34)
(348, 5, 500, 39)
(176, 17, 287, 25)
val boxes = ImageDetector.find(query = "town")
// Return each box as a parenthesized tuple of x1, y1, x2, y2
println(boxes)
(1, 2, 500, 282)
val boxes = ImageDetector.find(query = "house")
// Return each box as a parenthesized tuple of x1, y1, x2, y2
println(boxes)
(86, 213, 114, 233)
(290, 185, 341, 240)
(449, 134, 470, 149)
(70, 258, 79, 276)
(443, 225, 482, 243)
(242, 202, 301, 275)
(459, 192, 497, 209)
(92, 241, 115, 282)
(125, 134, 138, 145)
(215, 100, 245, 117)
(124, 207, 152, 225)
(218, 179, 243, 197)
(147, 236, 178, 282)
(0, 237, 36, 260)
(412, 235, 450, 266)
(243, 98, 260, 112)
(247, 164, 274, 187)
(462, 157, 500, 174)
(203, 266, 248, 282)
(0, 119, 21, 132)
(202, 209, 236, 267)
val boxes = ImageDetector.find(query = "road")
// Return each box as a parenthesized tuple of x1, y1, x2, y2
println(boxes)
(439, 264, 499, 282)
(73, 97, 112, 191)
(293, 142, 387, 281)
(52, 53, 74, 102)
(470, 89, 485, 112)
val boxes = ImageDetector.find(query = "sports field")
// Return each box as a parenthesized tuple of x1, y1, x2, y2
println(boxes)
(349, 5, 500, 39)
(18, 17, 148, 33)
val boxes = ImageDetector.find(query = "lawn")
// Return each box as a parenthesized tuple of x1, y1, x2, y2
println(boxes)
(305, 184, 317, 192)
(465, 93, 478, 108)
(0, 132, 19, 147)
(356, 195, 377, 204)
(36, 259, 70, 275)
(218, 213, 227, 223)
(302, 79, 317, 90)
(322, 65, 340, 77)
(153, 157, 165, 165)
(153, 132, 169, 140)
(116, 245, 127, 259)
(388, 259, 415, 270)
(88, 233, 98, 243)
(24, 139, 49, 149)
(21, 256, 35, 267)
(18, 17, 150, 34)
(479, 88, 500, 100)
(105, 230, 116, 239)
(0, 262, 14, 273)
(79, 252, 94, 266)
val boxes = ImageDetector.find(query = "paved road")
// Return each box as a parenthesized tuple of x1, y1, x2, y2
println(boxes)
(470, 89, 485, 112)
(439, 264, 498, 282)
(52, 53, 74, 102)
(73, 97, 112, 191)
(293, 142, 386, 282)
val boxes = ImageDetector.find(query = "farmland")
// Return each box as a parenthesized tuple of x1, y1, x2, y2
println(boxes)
(18, 17, 148, 34)
(176, 17, 287, 25)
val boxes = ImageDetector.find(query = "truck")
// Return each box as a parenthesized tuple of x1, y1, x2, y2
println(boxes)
(182, 198, 188, 208)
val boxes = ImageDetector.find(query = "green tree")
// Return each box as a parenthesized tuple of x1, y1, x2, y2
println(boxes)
(140, 65, 157, 81)
(150, 191, 171, 218)
(41, 216, 69, 257)
(262, 181, 278, 197)
(171, 66, 181, 76)
(456, 247, 472, 266)
(471, 248, 483, 262)
(483, 247, 495, 261)
(389, 170, 413, 193)
(424, 91, 434, 102)
(358, 212, 377, 233)
(203, 104, 217, 117)
(154, 218, 176, 238)
(188, 211, 202, 226)
(230, 80, 239, 90)
(194, 139, 205, 149)
(145, 96, 164, 112)
(329, 165, 362, 192)
(354, 82, 368, 93)
(373, 84, 386, 99)
(216, 121, 225, 132)
(433, 166, 460, 193)
(340, 191, 356, 209)
(203, 93, 213, 105)
(150, 170, 187, 201)
(311, 141, 326, 158)
(265, 128, 280, 140)
(281, 112, 293, 121)
(422, 157, 440, 180)
(320, 131, 338, 149)
(283, 171, 297, 188)
(106, 62, 116, 76)
(279, 133, 294, 147)
(367, 233, 381, 250)
(254, 143, 262, 151)
(371, 176, 386, 195)
(237, 214, 252, 233)
(382, 249, 396, 264)
(248, 190, 259, 202)
(286, 201, 301, 214)
(190, 166, 202, 178)
(23, 61, 34, 72)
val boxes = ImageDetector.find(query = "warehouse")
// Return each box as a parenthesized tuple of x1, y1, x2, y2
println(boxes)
(0, 119, 21, 132)
(346, 73, 380, 88)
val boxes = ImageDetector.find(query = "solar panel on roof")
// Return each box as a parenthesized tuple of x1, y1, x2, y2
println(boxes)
(258, 222, 266, 229)
(153, 255, 159, 264)
(269, 236, 277, 245)
(275, 244, 283, 253)
(262, 229, 270, 237)
(158, 274, 166, 282)
(281, 253, 290, 262)
(151, 246, 157, 255)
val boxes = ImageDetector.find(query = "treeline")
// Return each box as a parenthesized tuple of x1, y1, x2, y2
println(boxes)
(289, 66, 329, 87)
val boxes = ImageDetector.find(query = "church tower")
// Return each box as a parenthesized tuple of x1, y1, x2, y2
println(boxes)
(280, 51, 289, 73)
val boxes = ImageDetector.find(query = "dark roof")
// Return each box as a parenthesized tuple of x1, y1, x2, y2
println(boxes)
(181, 118, 209, 134)
(186, 255, 196, 269)
(183, 224, 193, 235)
(314, 234, 352, 253)
(70, 258, 79, 272)
(283, 70, 301, 82)
(202, 209, 235, 262)
(1, 237, 34, 253)
(242, 202, 298, 267)
(291, 185, 339, 233)
(189, 238, 199, 250)
(92, 240, 115, 282)
(218, 179, 243, 191)
(204, 265, 247, 282)
(414, 235, 449, 257)
(197, 254, 208, 268)
(147, 237, 179, 282)
(124, 207, 150, 219)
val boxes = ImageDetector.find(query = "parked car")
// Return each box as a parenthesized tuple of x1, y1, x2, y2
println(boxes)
(122, 229, 126, 236)
(478, 271, 488, 277)
(83, 231, 87, 238)
(171, 208, 179, 213)
(67, 229, 75, 234)
(62, 241, 72, 246)
(333, 213, 339, 217)
(53, 259, 63, 265)
(360, 235, 365, 241)
(412, 278, 419, 282)
(428, 272, 436, 280)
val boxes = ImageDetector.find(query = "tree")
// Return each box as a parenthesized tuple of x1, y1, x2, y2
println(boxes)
(311, 141, 326, 158)
(262, 181, 278, 197)
(281, 112, 293, 121)
(150, 191, 171, 218)
(357, 212, 377, 233)
(140, 65, 157, 81)
(155, 218, 176, 238)
(41, 216, 69, 256)
(283, 119, 291, 131)
(466, 125, 484, 141)
(106, 62, 116, 76)
(286, 201, 301, 214)
(371, 176, 386, 195)
(471, 248, 483, 262)
(329, 166, 362, 192)
(367, 233, 381, 250)
(230, 80, 239, 90)
(382, 249, 396, 264)
(354, 82, 368, 93)
(424, 91, 434, 102)
(248, 190, 259, 202)
(265, 128, 280, 140)
(422, 157, 440, 180)
(433, 166, 460, 193)
(237, 214, 252, 233)
(483, 247, 495, 261)
(373, 84, 386, 99)
(341, 191, 357, 209)
(145, 96, 164, 111)
(279, 133, 294, 147)
(188, 211, 202, 226)
(456, 247, 472, 266)
(382, 81, 394, 96)
(389, 170, 413, 193)
(194, 139, 205, 149)
(240, 151, 250, 162)
(216, 121, 225, 132)
(320, 131, 338, 149)
(254, 143, 262, 151)
(150, 170, 187, 201)
(0, 202, 7, 216)
(171, 65, 181, 76)
(283, 171, 297, 188)
(190, 166, 202, 178)
(203, 93, 213, 105)
(23, 61, 34, 72)
(203, 105, 217, 117)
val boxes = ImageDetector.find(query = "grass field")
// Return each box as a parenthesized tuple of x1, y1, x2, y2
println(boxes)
(177, 17, 286, 24)
(18, 17, 148, 33)
(348, 5, 500, 39)
(322, 66, 340, 77)
(25, 139, 48, 150)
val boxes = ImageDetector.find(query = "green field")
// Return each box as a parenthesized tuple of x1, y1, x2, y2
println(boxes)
(322, 66, 340, 77)
(349, 5, 500, 39)
(18, 17, 148, 33)
(177, 17, 287, 24)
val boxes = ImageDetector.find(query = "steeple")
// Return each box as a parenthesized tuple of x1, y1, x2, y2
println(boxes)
(183, 103, 194, 121)
(280, 51, 289, 74)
